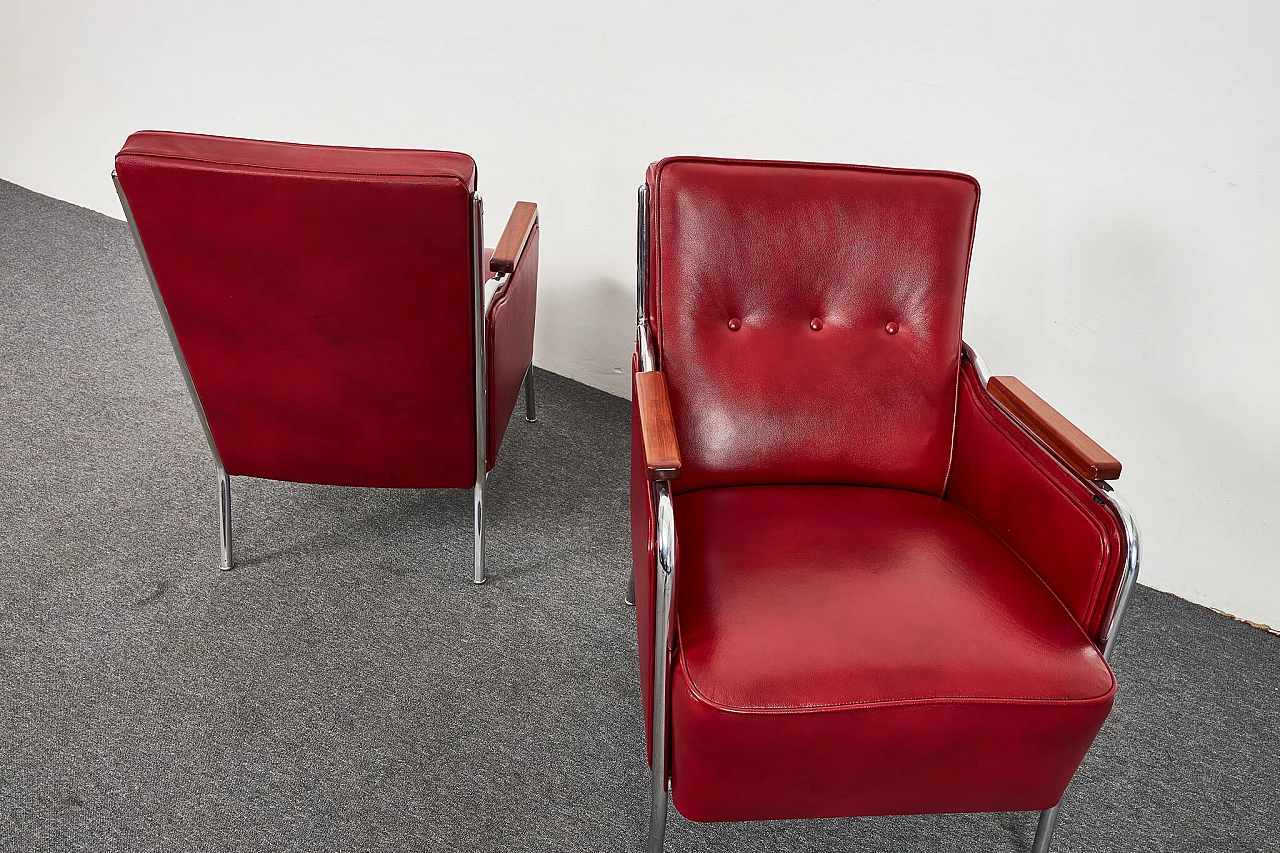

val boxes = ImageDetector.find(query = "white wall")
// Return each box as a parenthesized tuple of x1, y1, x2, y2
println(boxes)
(3, 1, 1278, 628)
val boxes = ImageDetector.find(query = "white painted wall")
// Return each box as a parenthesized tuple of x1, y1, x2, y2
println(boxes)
(3, 1, 1277, 628)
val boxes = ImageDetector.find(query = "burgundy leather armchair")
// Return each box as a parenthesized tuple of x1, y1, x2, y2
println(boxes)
(631, 157, 1141, 852)
(113, 131, 540, 583)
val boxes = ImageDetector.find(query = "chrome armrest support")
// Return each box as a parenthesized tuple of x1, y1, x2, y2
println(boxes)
(636, 184, 657, 372)
(646, 479, 677, 848)
(1096, 482, 1141, 660)
(484, 272, 507, 313)
(638, 321, 656, 372)
(961, 341, 1141, 659)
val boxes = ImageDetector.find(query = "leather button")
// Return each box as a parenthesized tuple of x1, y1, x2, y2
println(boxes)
(885, 321, 899, 335)
(728, 317, 742, 331)
(810, 318, 823, 331)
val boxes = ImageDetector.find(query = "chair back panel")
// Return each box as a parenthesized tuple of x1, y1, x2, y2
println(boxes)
(647, 157, 980, 495)
(115, 131, 478, 488)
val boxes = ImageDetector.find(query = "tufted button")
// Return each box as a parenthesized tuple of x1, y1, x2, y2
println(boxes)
(810, 318, 823, 331)
(727, 317, 742, 331)
(885, 321, 899, 335)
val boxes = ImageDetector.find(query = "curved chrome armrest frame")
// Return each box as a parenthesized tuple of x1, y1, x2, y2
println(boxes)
(962, 342, 1142, 853)
(635, 181, 674, 852)
(484, 271, 507, 312)
(636, 185, 656, 372)
(646, 479, 677, 852)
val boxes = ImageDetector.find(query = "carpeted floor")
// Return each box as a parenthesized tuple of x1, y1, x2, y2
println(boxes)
(1, 177, 1276, 853)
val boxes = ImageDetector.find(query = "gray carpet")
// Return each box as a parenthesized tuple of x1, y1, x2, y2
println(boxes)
(1, 177, 1276, 853)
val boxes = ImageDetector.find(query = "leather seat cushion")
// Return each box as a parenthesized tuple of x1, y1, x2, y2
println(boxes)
(669, 484, 1116, 822)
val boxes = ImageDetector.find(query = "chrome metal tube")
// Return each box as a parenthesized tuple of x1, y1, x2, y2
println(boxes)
(632, 182, 652, 608)
(646, 481, 676, 853)
(1098, 483, 1142, 660)
(638, 322, 656, 373)
(961, 341, 993, 387)
(217, 466, 232, 571)
(636, 184, 649, 328)
(471, 193, 488, 585)
(523, 365, 537, 422)
(636, 185, 656, 372)
(1032, 802, 1063, 853)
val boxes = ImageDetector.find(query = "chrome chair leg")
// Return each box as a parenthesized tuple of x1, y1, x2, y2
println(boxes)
(626, 567, 636, 606)
(1032, 801, 1063, 852)
(217, 466, 232, 571)
(647, 786, 669, 853)
(524, 364, 538, 422)
(473, 476, 486, 584)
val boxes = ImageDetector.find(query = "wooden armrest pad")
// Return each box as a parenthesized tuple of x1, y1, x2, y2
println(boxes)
(988, 376, 1122, 480)
(635, 371, 681, 481)
(489, 201, 538, 274)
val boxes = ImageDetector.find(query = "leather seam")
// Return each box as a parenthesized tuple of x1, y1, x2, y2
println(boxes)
(676, 646, 1116, 714)
(940, 186, 982, 497)
(652, 155, 982, 189)
(117, 152, 474, 185)
(959, 370, 1115, 635)
(652, 158, 981, 497)
(671, 475, 1117, 714)
(672, 481, 944, 500)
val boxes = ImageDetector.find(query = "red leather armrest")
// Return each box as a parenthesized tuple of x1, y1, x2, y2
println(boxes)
(947, 359, 1126, 643)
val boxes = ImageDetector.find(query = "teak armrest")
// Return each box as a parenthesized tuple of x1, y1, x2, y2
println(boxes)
(489, 201, 539, 275)
(635, 371, 681, 481)
(988, 376, 1122, 481)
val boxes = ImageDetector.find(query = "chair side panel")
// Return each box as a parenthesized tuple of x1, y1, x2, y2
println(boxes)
(947, 360, 1126, 641)
(116, 153, 477, 488)
(649, 157, 980, 495)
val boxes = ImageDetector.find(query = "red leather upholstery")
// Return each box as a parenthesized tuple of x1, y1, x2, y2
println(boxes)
(115, 131, 535, 488)
(486, 226, 540, 466)
(633, 156, 1130, 829)
(668, 485, 1114, 821)
(646, 157, 979, 496)
(947, 358, 1126, 643)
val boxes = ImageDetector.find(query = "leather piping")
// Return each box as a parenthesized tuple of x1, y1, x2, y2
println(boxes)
(651, 156, 982, 498)
(115, 151, 475, 184)
(671, 484, 1116, 713)
(677, 657, 1117, 716)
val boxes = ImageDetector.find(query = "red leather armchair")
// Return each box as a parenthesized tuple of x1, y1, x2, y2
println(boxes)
(113, 131, 540, 583)
(631, 157, 1141, 851)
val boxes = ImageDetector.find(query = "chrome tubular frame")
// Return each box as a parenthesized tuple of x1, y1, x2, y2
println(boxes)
(627, 184, 652, 609)
(632, 181, 674, 851)
(963, 343, 1142, 853)
(113, 171, 233, 571)
(636, 184, 655, 372)
(523, 365, 538, 422)
(471, 192, 489, 585)
(646, 480, 677, 853)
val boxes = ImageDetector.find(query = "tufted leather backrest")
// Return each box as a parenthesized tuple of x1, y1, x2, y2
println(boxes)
(647, 157, 980, 496)
(115, 131, 480, 489)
